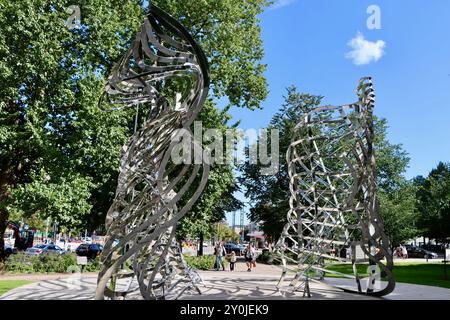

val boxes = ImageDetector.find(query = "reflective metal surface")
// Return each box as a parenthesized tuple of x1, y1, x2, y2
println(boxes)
(95, 5, 210, 300)
(276, 77, 395, 297)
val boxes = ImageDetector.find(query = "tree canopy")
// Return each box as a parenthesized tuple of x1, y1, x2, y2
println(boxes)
(0, 0, 269, 261)
(238, 86, 323, 240)
(415, 162, 450, 243)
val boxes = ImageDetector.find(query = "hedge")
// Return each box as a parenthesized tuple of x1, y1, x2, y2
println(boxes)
(184, 255, 228, 270)
(2, 253, 101, 274)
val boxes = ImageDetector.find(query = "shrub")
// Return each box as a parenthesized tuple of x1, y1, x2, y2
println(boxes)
(4, 253, 79, 274)
(32, 253, 77, 273)
(3, 253, 35, 273)
(256, 250, 319, 266)
(66, 265, 82, 273)
(84, 258, 101, 272)
(256, 251, 281, 265)
(184, 255, 222, 270)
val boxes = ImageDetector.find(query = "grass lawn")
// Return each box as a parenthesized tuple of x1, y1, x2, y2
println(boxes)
(0, 280, 34, 296)
(325, 262, 450, 289)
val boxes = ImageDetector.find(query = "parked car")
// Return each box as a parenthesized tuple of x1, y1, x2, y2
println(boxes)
(420, 244, 445, 254)
(407, 247, 439, 259)
(25, 244, 66, 256)
(76, 243, 103, 259)
(64, 242, 83, 253)
(238, 244, 247, 253)
(81, 237, 93, 244)
(224, 243, 242, 256)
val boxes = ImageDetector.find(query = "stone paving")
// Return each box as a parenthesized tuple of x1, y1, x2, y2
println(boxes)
(324, 278, 450, 300)
(0, 273, 377, 300)
(1, 260, 449, 300)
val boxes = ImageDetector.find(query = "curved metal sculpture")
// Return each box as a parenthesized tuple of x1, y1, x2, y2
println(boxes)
(276, 77, 395, 297)
(95, 4, 210, 300)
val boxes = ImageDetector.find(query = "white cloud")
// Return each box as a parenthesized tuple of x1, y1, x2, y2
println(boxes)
(270, 0, 297, 10)
(345, 32, 386, 65)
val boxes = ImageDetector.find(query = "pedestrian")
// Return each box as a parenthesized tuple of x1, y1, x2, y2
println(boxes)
(252, 254, 257, 268)
(229, 251, 237, 271)
(395, 247, 401, 258)
(213, 245, 218, 269)
(401, 245, 408, 259)
(330, 245, 336, 257)
(215, 242, 226, 271)
(245, 243, 255, 272)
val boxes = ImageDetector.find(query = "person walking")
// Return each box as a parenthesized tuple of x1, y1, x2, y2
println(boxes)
(215, 242, 226, 271)
(252, 254, 257, 269)
(245, 243, 255, 272)
(213, 244, 218, 269)
(401, 245, 408, 259)
(229, 251, 237, 271)
(395, 246, 401, 258)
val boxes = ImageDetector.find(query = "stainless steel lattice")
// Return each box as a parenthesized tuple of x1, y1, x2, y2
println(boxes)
(276, 77, 395, 297)
(95, 5, 210, 300)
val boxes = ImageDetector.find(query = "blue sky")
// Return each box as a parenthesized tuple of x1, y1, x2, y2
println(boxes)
(225, 0, 450, 225)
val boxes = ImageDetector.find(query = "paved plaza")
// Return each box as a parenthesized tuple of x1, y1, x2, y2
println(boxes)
(1, 260, 450, 300)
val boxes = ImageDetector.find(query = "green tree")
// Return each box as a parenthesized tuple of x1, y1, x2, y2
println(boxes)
(239, 86, 323, 240)
(216, 222, 240, 242)
(378, 182, 418, 248)
(0, 0, 144, 262)
(0, 0, 269, 261)
(176, 101, 243, 254)
(415, 162, 450, 244)
(373, 119, 418, 247)
(155, 0, 269, 110)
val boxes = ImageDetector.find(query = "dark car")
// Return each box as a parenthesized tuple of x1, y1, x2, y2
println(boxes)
(25, 244, 66, 256)
(224, 243, 242, 256)
(407, 247, 438, 259)
(76, 243, 103, 259)
(420, 244, 445, 254)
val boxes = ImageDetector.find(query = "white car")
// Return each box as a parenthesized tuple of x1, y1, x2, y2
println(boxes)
(81, 237, 93, 244)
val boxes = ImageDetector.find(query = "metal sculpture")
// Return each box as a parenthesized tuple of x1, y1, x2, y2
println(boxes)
(276, 77, 395, 297)
(95, 4, 210, 300)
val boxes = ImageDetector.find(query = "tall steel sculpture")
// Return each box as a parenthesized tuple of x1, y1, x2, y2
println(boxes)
(276, 77, 395, 297)
(95, 4, 210, 300)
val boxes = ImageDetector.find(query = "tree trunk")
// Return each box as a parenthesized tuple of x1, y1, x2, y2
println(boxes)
(0, 171, 12, 263)
(198, 232, 204, 256)
(0, 209, 8, 263)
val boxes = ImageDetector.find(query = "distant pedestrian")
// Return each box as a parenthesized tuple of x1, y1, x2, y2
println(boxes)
(215, 242, 226, 271)
(213, 245, 218, 269)
(245, 243, 255, 272)
(229, 251, 237, 271)
(395, 247, 402, 258)
(401, 245, 408, 259)
(330, 245, 336, 257)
